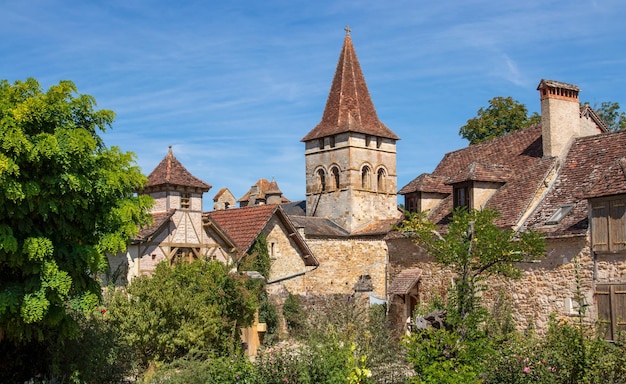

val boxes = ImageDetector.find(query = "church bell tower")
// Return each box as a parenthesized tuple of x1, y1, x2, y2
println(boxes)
(301, 28, 400, 233)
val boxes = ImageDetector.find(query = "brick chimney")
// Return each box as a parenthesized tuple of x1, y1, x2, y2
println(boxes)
(537, 79, 581, 159)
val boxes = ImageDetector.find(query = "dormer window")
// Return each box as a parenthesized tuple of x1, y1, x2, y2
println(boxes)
(181, 193, 191, 210)
(545, 204, 574, 225)
(454, 184, 470, 209)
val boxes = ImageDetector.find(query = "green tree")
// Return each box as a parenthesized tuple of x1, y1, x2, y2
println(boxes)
(0, 78, 152, 379)
(108, 260, 258, 368)
(588, 101, 626, 131)
(398, 208, 544, 322)
(459, 96, 541, 144)
(399, 209, 545, 383)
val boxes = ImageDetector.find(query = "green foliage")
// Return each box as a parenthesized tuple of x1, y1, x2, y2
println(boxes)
(257, 291, 279, 344)
(398, 208, 545, 321)
(587, 101, 626, 131)
(459, 96, 541, 144)
(108, 260, 259, 368)
(146, 355, 255, 384)
(405, 327, 488, 384)
(240, 233, 272, 279)
(0, 78, 151, 380)
(283, 292, 306, 335)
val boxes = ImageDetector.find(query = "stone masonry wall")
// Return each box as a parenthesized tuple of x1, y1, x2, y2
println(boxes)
(386, 235, 624, 334)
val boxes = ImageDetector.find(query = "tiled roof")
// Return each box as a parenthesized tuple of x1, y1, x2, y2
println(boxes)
(416, 124, 558, 229)
(301, 32, 399, 142)
(351, 218, 403, 236)
(145, 147, 211, 191)
(207, 205, 278, 253)
(238, 178, 289, 204)
(389, 268, 422, 295)
(445, 162, 511, 184)
(523, 131, 626, 236)
(398, 174, 451, 195)
(135, 209, 176, 241)
(288, 215, 350, 237)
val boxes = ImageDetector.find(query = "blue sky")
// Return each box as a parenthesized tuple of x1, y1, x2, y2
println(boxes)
(3, 0, 626, 211)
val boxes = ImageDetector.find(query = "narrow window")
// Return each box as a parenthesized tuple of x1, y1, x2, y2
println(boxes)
(318, 138, 324, 149)
(365, 135, 371, 147)
(361, 166, 371, 189)
(181, 193, 191, 210)
(377, 168, 386, 192)
(331, 166, 340, 190)
(376, 137, 382, 148)
(454, 185, 470, 209)
(317, 169, 326, 192)
(329, 135, 335, 148)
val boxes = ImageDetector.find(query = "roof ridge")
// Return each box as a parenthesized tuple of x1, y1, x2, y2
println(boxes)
(301, 30, 399, 142)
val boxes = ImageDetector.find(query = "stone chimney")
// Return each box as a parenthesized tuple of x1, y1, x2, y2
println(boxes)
(537, 79, 581, 159)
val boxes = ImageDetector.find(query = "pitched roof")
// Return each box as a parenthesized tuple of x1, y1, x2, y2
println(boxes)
(523, 131, 626, 236)
(405, 125, 558, 228)
(301, 31, 399, 142)
(388, 268, 422, 295)
(208, 204, 279, 253)
(238, 178, 290, 204)
(398, 174, 451, 195)
(134, 209, 176, 242)
(145, 146, 211, 191)
(207, 205, 318, 266)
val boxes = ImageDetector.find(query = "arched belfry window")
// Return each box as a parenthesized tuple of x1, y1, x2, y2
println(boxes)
(316, 168, 327, 192)
(361, 165, 372, 190)
(330, 166, 340, 190)
(377, 168, 386, 193)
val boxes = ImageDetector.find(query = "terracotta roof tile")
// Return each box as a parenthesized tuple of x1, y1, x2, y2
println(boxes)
(238, 178, 289, 204)
(207, 205, 278, 253)
(398, 174, 451, 195)
(301, 32, 399, 142)
(524, 131, 626, 236)
(412, 125, 555, 229)
(389, 268, 422, 295)
(145, 147, 211, 191)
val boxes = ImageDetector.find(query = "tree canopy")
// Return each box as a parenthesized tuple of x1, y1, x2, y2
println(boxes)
(459, 96, 541, 144)
(590, 101, 626, 131)
(0, 78, 152, 343)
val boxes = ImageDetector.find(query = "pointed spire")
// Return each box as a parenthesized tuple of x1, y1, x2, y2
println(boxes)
(145, 147, 211, 192)
(301, 29, 399, 142)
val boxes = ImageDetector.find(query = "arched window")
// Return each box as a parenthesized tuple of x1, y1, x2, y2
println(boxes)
(377, 168, 386, 192)
(361, 165, 371, 190)
(316, 169, 327, 192)
(330, 166, 340, 190)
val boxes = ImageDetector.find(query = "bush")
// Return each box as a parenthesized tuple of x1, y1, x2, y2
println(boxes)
(146, 355, 255, 384)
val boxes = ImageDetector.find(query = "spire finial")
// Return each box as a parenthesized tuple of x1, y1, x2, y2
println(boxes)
(344, 25, 351, 35)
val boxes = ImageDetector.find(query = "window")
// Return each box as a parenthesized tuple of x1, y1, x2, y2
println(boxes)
(361, 165, 371, 189)
(454, 185, 470, 209)
(172, 247, 196, 264)
(181, 193, 191, 210)
(377, 168, 386, 193)
(318, 138, 324, 150)
(545, 204, 574, 225)
(329, 135, 335, 148)
(376, 137, 382, 148)
(330, 166, 340, 190)
(405, 193, 420, 213)
(365, 135, 372, 147)
(317, 169, 327, 192)
(591, 196, 626, 252)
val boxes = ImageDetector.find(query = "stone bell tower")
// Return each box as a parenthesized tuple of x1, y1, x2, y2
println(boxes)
(301, 28, 400, 233)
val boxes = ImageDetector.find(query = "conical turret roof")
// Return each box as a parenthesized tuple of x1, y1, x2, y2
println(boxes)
(145, 146, 211, 192)
(301, 28, 399, 142)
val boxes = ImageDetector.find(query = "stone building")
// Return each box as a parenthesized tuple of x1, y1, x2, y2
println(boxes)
(390, 79, 626, 339)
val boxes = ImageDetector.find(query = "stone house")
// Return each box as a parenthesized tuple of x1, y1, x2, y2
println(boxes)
(390, 79, 626, 339)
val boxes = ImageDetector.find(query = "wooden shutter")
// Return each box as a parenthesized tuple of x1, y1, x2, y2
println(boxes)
(596, 284, 626, 340)
(591, 201, 609, 252)
(609, 198, 626, 251)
